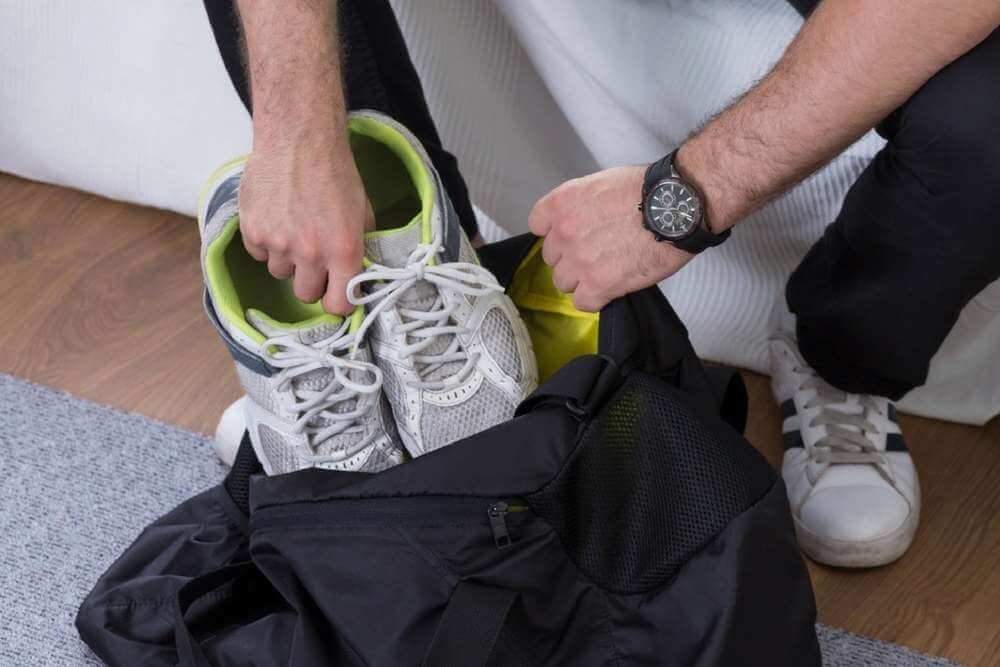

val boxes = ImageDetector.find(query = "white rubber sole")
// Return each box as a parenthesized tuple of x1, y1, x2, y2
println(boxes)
(214, 396, 247, 467)
(794, 503, 920, 568)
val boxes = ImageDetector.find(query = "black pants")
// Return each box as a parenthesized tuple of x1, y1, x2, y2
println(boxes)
(201, 0, 479, 239)
(205, 0, 1000, 400)
(787, 1, 1000, 399)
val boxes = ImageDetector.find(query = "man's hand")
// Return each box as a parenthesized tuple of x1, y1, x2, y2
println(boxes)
(529, 166, 693, 312)
(237, 0, 368, 315)
(240, 138, 373, 314)
(530, 0, 1000, 313)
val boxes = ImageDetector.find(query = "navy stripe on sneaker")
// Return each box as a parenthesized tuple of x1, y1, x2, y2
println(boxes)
(783, 430, 804, 449)
(203, 290, 276, 377)
(886, 433, 908, 452)
(780, 399, 797, 421)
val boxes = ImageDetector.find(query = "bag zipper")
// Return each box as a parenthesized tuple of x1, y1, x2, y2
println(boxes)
(488, 500, 529, 550)
(251, 496, 531, 550)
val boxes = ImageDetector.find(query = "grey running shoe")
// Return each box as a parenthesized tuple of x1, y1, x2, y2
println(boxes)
(345, 111, 538, 457)
(198, 156, 405, 475)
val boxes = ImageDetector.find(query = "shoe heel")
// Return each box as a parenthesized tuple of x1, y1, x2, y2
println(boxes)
(197, 155, 250, 236)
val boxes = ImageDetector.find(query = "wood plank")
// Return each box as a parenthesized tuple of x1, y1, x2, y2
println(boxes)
(0, 173, 241, 435)
(1, 172, 998, 665)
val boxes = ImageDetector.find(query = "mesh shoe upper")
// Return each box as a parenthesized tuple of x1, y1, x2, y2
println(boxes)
(244, 311, 404, 474)
(346, 111, 538, 457)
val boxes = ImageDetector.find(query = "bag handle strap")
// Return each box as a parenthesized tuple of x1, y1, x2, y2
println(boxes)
(476, 233, 540, 289)
(173, 562, 258, 667)
(515, 354, 621, 419)
(222, 433, 264, 519)
(702, 365, 749, 433)
(176, 572, 520, 667)
(422, 581, 519, 667)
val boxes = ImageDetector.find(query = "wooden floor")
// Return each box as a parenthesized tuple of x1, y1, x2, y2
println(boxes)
(2, 173, 998, 665)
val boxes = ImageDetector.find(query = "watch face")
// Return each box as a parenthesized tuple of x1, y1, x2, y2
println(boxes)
(645, 179, 701, 239)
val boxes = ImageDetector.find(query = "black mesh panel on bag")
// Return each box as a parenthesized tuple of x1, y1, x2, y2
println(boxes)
(528, 372, 775, 594)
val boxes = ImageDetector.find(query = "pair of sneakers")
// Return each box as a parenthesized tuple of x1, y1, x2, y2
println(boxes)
(198, 111, 537, 475)
(769, 305, 921, 568)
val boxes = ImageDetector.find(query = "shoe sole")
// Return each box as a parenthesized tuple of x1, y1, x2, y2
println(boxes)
(214, 396, 247, 468)
(793, 503, 920, 568)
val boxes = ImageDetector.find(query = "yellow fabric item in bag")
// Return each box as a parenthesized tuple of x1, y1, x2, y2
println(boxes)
(508, 241, 600, 383)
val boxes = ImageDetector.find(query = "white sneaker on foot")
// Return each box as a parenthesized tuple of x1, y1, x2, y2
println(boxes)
(769, 317, 920, 568)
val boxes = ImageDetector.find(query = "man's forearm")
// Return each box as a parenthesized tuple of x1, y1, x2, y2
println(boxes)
(677, 0, 1000, 232)
(233, 0, 375, 314)
(237, 0, 347, 155)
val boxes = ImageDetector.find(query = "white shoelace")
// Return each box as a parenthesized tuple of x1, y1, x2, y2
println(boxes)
(261, 318, 383, 457)
(347, 234, 504, 390)
(795, 364, 894, 484)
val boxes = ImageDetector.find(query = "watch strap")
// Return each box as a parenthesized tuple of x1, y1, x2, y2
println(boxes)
(672, 224, 730, 253)
(642, 149, 730, 254)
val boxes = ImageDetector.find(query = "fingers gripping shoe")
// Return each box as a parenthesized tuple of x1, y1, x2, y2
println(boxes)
(345, 111, 539, 456)
(769, 311, 920, 568)
(198, 157, 405, 475)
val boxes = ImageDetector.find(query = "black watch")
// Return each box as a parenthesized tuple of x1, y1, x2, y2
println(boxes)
(640, 150, 730, 254)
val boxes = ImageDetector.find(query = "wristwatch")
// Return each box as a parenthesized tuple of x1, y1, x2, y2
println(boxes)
(640, 150, 730, 254)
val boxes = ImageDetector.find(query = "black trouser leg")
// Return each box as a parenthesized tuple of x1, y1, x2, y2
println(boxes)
(786, 27, 1000, 399)
(201, 0, 479, 237)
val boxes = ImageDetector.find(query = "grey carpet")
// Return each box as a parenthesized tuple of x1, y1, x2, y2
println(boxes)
(0, 373, 960, 666)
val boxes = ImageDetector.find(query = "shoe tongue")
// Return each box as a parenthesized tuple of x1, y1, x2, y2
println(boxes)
(245, 309, 345, 346)
(363, 217, 439, 311)
(364, 218, 426, 269)
(363, 221, 464, 384)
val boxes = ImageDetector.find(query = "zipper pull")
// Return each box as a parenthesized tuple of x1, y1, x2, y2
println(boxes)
(488, 501, 512, 550)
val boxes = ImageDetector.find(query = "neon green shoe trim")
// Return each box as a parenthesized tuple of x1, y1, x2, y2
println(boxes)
(348, 306, 365, 334)
(202, 114, 432, 345)
(245, 308, 343, 333)
(204, 216, 332, 344)
(204, 216, 259, 342)
(349, 115, 435, 265)
(349, 115, 432, 240)
(364, 213, 424, 241)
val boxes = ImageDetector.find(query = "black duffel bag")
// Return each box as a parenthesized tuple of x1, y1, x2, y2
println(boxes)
(77, 234, 820, 666)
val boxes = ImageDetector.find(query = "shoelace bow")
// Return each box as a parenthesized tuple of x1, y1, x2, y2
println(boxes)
(794, 364, 895, 484)
(347, 234, 504, 390)
(262, 318, 382, 457)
